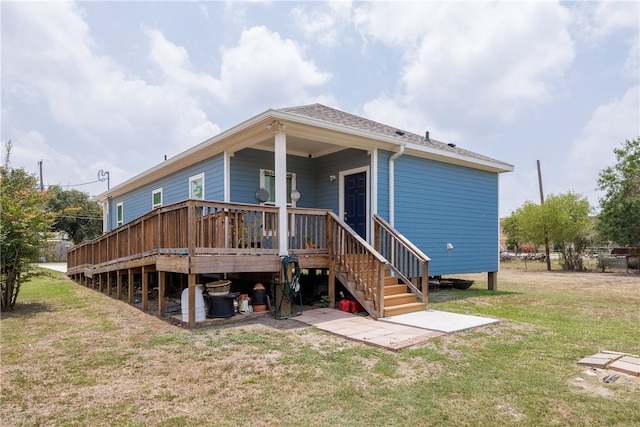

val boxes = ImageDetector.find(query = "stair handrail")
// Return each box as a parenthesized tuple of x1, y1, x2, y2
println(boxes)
(373, 214, 430, 302)
(327, 212, 388, 318)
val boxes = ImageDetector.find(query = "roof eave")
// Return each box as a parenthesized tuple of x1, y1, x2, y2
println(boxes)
(405, 143, 514, 173)
(95, 109, 279, 201)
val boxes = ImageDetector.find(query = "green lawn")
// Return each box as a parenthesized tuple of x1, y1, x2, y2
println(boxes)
(1, 267, 639, 426)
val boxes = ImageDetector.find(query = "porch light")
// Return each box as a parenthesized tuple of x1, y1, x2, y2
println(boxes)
(291, 189, 301, 202)
(329, 175, 336, 182)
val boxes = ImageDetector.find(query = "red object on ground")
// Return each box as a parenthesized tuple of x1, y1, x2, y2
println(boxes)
(349, 300, 363, 313)
(339, 299, 351, 312)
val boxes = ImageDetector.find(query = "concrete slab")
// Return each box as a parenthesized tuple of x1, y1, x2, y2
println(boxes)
(610, 356, 640, 377)
(380, 309, 499, 333)
(577, 352, 623, 368)
(37, 263, 67, 273)
(295, 308, 484, 350)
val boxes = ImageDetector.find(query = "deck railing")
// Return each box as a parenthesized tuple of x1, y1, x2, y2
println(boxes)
(373, 214, 430, 301)
(328, 212, 387, 318)
(288, 207, 328, 251)
(66, 200, 333, 271)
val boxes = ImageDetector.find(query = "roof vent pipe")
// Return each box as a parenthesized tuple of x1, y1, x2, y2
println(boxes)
(425, 131, 430, 141)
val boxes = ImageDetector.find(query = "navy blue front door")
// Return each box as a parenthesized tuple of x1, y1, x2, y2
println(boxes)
(344, 172, 366, 238)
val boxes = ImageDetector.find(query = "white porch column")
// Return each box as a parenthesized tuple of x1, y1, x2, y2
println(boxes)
(274, 130, 288, 256)
(102, 200, 109, 233)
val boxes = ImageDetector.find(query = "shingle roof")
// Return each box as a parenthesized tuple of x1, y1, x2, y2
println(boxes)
(277, 103, 512, 168)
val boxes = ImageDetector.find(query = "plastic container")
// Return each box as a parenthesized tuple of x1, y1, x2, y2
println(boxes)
(205, 292, 239, 318)
(206, 280, 231, 296)
(253, 283, 266, 306)
(181, 287, 206, 322)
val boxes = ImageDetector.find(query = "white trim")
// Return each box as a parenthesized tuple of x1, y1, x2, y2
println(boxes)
(339, 166, 370, 242)
(274, 131, 288, 256)
(259, 169, 297, 207)
(102, 201, 109, 233)
(116, 202, 124, 227)
(189, 172, 205, 200)
(371, 149, 378, 239)
(152, 187, 163, 209)
(224, 151, 230, 202)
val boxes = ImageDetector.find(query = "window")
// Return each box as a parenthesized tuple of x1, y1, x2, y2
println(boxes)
(260, 169, 296, 206)
(116, 202, 124, 227)
(152, 188, 163, 209)
(189, 173, 204, 200)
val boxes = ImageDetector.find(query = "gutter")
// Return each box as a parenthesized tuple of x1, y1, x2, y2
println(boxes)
(389, 144, 405, 226)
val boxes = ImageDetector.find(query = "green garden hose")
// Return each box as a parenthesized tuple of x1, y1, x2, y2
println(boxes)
(276, 254, 303, 319)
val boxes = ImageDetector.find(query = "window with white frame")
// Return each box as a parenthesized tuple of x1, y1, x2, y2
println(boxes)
(189, 173, 204, 200)
(116, 202, 124, 227)
(152, 188, 163, 209)
(260, 169, 296, 206)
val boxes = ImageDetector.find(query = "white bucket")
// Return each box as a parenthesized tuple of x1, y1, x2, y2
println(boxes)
(181, 287, 206, 322)
(238, 299, 249, 314)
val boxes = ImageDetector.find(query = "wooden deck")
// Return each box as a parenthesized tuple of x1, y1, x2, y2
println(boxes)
(66, 200, 430, 326)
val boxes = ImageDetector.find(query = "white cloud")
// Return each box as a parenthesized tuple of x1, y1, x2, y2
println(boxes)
(355, 2, 575, 133)
(292, 1, 353, 48)
(573, 1, 639, 42)
(3, 3, 219, 162)
(568, 86, 640, 190)
(217, 26, 332, 110)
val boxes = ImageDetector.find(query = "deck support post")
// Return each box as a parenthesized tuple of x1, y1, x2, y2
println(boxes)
(106, 272, 111, 296)
(128, 268, 134, 303)
(116, 271, 122, 300)
(488, 271, 497, 291)
(188, 273, 196, 327)
(158, 271, 166, 318)
(142, 266, 148, 311)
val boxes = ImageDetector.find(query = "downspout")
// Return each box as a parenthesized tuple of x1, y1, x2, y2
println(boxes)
(389, 144, 405, 226)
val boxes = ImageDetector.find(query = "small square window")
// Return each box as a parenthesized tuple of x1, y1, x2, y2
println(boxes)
(152, 188, 163, 209)
(260, 169, 295, 206)
(116, 202, 124, 227)
(189, 173, 204, 200)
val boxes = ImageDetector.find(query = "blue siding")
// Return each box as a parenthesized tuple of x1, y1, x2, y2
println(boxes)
(230, 149, 316, 207)
(394, 156, 499, 276)
(315, 149, 370, 212)
(376, 150, 391, 219)
(108, 154, 224, 230)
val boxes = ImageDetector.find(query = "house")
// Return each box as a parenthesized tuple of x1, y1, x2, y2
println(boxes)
(66, 104, 513, 326)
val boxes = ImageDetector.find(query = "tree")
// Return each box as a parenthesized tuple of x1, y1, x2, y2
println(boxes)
(504, 192, 592, 271)
(1, 142, 56, 311)
(597, 137, 640, 247)
(47, 185, 103, 244)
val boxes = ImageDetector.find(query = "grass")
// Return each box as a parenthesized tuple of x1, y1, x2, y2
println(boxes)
(1, 266, 639, 426)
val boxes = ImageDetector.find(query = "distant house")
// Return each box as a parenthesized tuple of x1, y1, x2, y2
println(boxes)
(67, 104, 513, 326)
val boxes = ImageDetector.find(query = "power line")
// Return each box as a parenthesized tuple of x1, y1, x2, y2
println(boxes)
(55, 215, 102, 220)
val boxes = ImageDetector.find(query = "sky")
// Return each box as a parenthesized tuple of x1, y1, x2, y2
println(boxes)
(2, 1, 638, 218)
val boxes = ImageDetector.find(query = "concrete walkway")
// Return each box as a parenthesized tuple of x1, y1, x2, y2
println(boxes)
(381, 309, 499, 333)
(295, 308, 499, 350)
(37, 262, 67, 273)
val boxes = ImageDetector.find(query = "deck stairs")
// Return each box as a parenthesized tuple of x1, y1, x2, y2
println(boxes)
(333, 261, 426, 319)
(329, 212, 429, 319)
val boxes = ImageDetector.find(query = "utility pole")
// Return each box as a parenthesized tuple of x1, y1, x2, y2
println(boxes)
(38, 160, 44, 191)
(537, 160, 552, 271)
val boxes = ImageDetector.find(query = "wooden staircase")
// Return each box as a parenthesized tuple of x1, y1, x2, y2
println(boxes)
(328, 212, 430, 320)
(382, 269, 426, 317)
